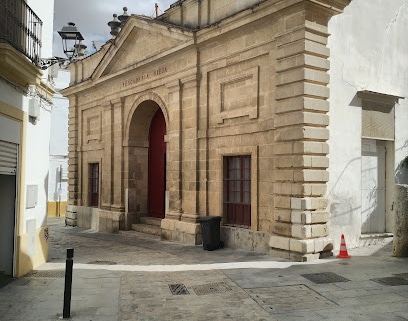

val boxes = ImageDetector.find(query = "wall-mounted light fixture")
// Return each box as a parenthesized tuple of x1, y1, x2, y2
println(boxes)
(38, 22, 86, 70)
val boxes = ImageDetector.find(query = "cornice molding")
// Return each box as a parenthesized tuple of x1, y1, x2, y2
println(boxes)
(0, 43, 42, 88)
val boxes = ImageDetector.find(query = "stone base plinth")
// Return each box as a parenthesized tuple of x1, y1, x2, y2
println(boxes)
(69, 206, 126, 233)
(65, 205, 77, 226)
(269, 235, 333, 262)
(221, 226, 269, 253)
(161, 217, 201, 245)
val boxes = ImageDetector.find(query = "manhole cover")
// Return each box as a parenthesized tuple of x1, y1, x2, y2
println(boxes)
(248, 284, 336, 312)
(192, 282, 232, 296)
(25, 270, 65, 278)
(301, 272, 350, 284)
(88, 260, 117, 265)
(169, 284, 190, 295)
(371, 277, 408, 286)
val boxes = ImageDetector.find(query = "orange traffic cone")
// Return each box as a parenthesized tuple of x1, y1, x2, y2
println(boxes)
(337, 234, 351, 258)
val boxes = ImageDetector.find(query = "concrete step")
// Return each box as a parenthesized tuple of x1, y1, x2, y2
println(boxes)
(139, 217, 162, 227)
(131, 223, 161, 236)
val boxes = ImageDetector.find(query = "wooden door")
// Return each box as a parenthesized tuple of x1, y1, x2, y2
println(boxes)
(148, 109, 166, 219)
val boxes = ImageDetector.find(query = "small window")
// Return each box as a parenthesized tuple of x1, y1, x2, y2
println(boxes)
(223, 155, 251, 227)
(89, 163, 99, 207)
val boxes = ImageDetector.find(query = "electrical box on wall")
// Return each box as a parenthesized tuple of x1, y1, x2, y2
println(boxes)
(60, 165, 69, 180)
(26, 185, 38, 208)
(29, 99, 40, 120)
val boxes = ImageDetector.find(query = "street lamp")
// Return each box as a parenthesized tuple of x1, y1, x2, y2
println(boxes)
(38, 22, 86, 70)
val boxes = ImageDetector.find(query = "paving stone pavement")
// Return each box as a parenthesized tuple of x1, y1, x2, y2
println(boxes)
(1, 218, 407, 321)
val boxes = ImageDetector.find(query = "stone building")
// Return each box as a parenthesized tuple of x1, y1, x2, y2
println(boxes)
(62, 0, 408, 261)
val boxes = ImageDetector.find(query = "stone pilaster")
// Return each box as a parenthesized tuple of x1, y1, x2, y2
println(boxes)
(165, 80, 183, 220)
(111, 98, 125, 212)
(270, 2, 348, 261)
(161, 75, 201, 245)
(101, 101, 113, 210)
(67, 94, 79, 206)
(161, 80, 183, 241)
(66, 94, 79, 226)
(180, 75, 200, 225)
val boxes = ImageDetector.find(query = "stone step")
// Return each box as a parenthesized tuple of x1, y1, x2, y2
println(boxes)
(131, 223, 161, 236)
(139, 217, 162, 227)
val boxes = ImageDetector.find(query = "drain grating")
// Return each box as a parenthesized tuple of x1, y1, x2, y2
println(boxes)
(371, 277, 408, 286)
(88, 260, 117, 265)
(301, 272, 350, 284)
(25, 270, 65, 278)
(169, 284, 190, 295)
(192, 282, 232, 296)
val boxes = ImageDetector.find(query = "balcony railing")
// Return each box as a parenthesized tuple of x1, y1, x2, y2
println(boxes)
(0, 0, 42, 66)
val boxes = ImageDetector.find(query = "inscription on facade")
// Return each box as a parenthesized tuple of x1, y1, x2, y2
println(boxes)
(82, 66, 168, 102)
(122, 66, 168, 89)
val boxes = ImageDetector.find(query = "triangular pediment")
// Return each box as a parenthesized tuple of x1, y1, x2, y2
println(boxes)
(93, 16, 194, 79)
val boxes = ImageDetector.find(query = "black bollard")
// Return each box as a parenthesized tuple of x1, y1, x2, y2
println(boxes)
(63, 248, 74, 319)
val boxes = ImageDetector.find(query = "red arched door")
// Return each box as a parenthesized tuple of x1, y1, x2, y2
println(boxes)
(148, 109, 166, 218)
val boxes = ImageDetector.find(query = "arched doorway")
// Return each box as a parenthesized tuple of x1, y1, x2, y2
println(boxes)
(148, 109, 166, 218)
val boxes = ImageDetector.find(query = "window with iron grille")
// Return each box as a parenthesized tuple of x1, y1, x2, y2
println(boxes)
(89, 163, 99, 207)
(223, 155, 251, 227)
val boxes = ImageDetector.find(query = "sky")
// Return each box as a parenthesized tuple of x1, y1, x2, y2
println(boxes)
(53, 0, 175, 57)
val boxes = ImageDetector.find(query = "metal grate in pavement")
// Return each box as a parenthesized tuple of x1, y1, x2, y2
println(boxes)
(371, 277, 408, 286)
(192, 282, 232, 296)
(25, 270, 65, 278)
(301, 272, 350, 284)
(88, 260, 117, 265)
(169, 284, 190, 295)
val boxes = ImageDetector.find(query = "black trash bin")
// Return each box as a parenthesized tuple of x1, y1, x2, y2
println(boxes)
(199, 216, 223, 251)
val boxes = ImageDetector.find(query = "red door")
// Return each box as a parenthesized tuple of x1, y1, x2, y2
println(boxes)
(148, 109, 166, 218)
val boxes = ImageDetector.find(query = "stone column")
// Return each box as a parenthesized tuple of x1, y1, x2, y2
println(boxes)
(269, 1, 349, 261)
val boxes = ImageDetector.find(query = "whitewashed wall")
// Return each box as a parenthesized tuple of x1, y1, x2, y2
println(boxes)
(23, 0, 55, 230)
(327, 0, 408, 248)
(48, 68, 70, 205)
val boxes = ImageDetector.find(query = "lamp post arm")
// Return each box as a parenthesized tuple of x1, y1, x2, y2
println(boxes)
(38, 57, 68, 70)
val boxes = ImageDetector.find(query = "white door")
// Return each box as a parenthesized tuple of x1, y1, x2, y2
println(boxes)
(361, 139, 386, 233)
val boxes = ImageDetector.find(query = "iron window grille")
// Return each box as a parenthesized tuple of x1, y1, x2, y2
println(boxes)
(223, 155, 251, 227)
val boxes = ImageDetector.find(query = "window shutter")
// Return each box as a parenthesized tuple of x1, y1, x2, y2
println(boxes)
(0, 140, 18, 175)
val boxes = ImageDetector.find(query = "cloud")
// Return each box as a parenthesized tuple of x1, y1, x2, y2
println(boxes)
(53, 0, 175, 56)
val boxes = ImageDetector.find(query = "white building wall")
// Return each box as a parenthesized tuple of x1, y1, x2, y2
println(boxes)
(48, 68, 70, 210)
(22, 0, 54, 228)
(328, 0, 408, 249)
